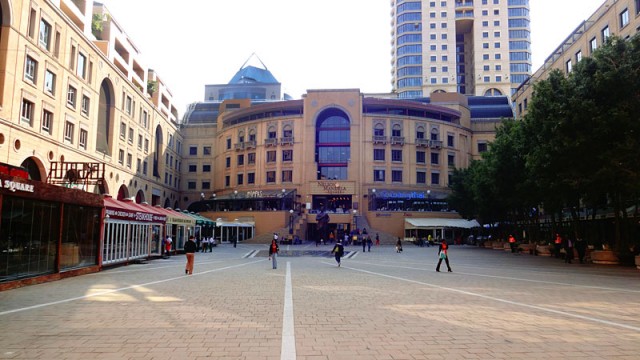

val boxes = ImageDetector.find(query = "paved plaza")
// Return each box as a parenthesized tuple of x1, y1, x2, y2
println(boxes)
(1, 243, 639, 360)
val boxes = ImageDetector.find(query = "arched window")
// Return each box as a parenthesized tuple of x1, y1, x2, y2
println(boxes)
(267, 126, 277, 139)
(248, 129, 256, 142)
(315, 108, 350, 180)
(484, 88, 503, 96)
(416, 126, 426, 139)
(374, 123, 385, 136)
(97, 79, 114, 155)
(392, 124, 402, 137)
(283, 125, 293, 138)
(238, 130, 245, 142)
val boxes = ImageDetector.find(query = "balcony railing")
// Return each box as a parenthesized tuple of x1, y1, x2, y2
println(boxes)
(264, 138, 278, 147)
(234, 142, 244, 151)
(391, 136, 405, 145)
(372, 135, 387, 144)
(280, 137, 294, 146)
(243, 140, 256, 149)
(416, 138, 429, 147)
(429, 140, 443, 149)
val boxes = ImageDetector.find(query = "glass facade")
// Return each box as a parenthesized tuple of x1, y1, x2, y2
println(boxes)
(316, 109, 351, 180)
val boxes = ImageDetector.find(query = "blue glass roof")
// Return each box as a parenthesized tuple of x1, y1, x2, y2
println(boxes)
(228, 65, 279, 85)
(408, 95, 514, 119)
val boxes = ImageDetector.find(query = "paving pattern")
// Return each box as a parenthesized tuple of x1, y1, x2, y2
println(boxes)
(1, 243, 639, 359)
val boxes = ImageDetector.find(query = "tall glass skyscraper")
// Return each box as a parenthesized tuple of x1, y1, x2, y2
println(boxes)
(391, 0, 531, 98)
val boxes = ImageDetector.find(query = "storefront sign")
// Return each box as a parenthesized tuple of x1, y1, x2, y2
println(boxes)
(377, 190, 428, 199)
(105, 207, 166, 223)
(311, 181, 355, 195)
(246, 190, 263, 198)
(3, 180, 35, 193)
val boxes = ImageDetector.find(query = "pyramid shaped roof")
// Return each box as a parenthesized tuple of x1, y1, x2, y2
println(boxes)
(228, 53, 279, 85)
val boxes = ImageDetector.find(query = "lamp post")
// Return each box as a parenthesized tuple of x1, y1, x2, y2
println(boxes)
(353, 209, 358, 231)
(289, 209, 294, 234)
(427, 190, 431, 211)
(371, 188, 376, 211)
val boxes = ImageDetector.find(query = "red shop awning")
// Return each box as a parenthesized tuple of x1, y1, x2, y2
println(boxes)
(104, 197, 167, 224)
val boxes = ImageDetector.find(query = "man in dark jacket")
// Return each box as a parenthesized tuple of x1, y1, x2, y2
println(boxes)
(184, 236, 197, 275)
(331, 240, 344, 267)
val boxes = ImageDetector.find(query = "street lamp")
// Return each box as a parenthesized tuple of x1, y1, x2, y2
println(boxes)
(289, 209, 294, 234)
(371, 188, 376, 211)
(353, 209, 358, 231)
(427, 190, 431, 211)
(200, 192, 205, 200)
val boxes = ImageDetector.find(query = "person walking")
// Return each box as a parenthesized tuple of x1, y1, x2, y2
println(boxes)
(436, 239, 452, 272)
(164, 235, 173, 257)
(508, 234, 517, 253)
(184, 236, 197, 275)
(331, 240, 345, 267)
(367, 236, 372, 252)
(564, 235, 574, 264)
(268, 239, 279, 269)
(396, 237, 403, 253)
(575, 236, 587, 264)
(375, 233, 380, 246)
(554, 233, 563, 258)
(362, 236, 367, 252)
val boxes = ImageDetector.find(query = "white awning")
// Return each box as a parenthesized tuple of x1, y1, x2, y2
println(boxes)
(404, 218, 480, 229)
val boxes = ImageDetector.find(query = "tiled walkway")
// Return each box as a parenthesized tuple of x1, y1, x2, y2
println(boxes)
(1, 244, 639, 359)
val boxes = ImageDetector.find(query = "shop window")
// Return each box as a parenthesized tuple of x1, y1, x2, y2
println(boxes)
(266, 171, 276, 183)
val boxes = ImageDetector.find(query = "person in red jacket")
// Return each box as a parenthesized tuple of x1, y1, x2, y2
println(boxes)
(508, 234, 517, 253)
(436, 239, 452, 272)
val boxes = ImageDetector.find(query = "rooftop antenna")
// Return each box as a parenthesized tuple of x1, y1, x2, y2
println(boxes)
(239, 52, 268, 71)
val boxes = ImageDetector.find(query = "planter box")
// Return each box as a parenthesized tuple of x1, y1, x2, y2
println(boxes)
(635, 255, 640, 270)
(591, 250, 620, 265)
(518, 243, 535, 254)
(483, 240, 493, 248)
(536, 245, 552, 257)
(492, 242, 504, 250)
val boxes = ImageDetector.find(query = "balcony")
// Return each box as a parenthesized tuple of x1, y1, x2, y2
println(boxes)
(264, 138, 278, 147)
(372, 135, 387, 144)
(429, 140, 443, 149)
(455, 1, 474, 9)
(391, 136, 405, 146)
(416, 138, 429, 147)
(234, 142, 244, 151)
(280, 137, 294, 146)
(243, 140, 257, 149)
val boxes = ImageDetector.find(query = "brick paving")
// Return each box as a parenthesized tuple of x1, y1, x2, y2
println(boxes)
(1, 244, 639, 359)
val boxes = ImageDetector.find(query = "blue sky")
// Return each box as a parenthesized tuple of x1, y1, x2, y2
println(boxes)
(101, 0, 606, 113)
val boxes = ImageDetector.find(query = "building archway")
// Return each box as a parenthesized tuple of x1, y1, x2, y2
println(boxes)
(20, 156, 44, 181)
(97, 79, 115, 155)
(484, 88, 503, 96)
(135, 189, 145, 204)
(153, 125, 163, 178)
(163, 198, 171, 208)
(117, 184, 130, 200)
(315, 108, 351, 180)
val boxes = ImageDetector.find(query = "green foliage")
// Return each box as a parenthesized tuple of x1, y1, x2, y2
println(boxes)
(448, 34, 640, 250)
(147, 80, 158, 95)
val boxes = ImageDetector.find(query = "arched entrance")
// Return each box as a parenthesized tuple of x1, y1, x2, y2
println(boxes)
(135, 189, 145, 204)
(97, 79, 114, 155)
(117, 184, 129, 200)
(20, 157, 44, 181)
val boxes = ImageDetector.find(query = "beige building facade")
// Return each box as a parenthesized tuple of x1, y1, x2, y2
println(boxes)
(0, 0, 182, 207)
(512, 0, 640, 118)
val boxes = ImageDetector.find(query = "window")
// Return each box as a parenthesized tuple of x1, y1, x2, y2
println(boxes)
(226, 138, 231, 149)
(448, 153, 455, 166)
(124, 95, 132, 115)
(417, 171, 426, 184)
(636, 0, 640, 15)
(127, 127, 134, 144)
(225, 157, 231, 168)
(189, 146, 197, 155)
(143, 161, 148, 175)
(416, 151, 426, 164)
(602, 25, 610, 41)
(41, 109, 53, 133)
(28, 8, 37, 38)
(203, 164, 211, 172)
(374, 149, 385, 161)
(282, 170, 293, 183)
(77, 53, 87, 79)
(237, 154, 244, 166)
(374, 169, 385, 182)
(576, 50, 582, 62)
(44, 70, 55, 95)
(144, 138, 149, 153)
(494, 31, 500, 38)
(282, 150, 293, 162)
(478, 142, 488, 153)
(126, 153, 132, 168)
(119, 122, 126, 139)
(203, 146, 211, 155)
(140, 110, 148, 128)
(267, 150, 276, 163)
(590, 37, 597, 53)
(392, 170, 403, 183)
(138, 135, 143, 149)
(136, 159, 141, 173)
(21, 99, 34, 125)
(248, 173, 255, 184)
(483, 32, 489, 38)
(248, 153, 256, 165)
(620, 8, 629, 28)
(81, 95, 90, 115)
(236, 174, 243, 185)
(79, 129, 88, 149)
(188, 181, 196, 190)
(431, 172, 440, 185)
(202, 181, 211, 190)
(431, 152, 439, 165)
(67, 86, 77, 107)
(391, 149, 403, 162)
(25, 56, 37, 83)
(39, 19, 52, 50)
(266, 171, 276, 183)
(65, 121, 75, 143)
(447, 133, 454, 147)
(566, 59, 572, 73)
(188, 164, 197, 172)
